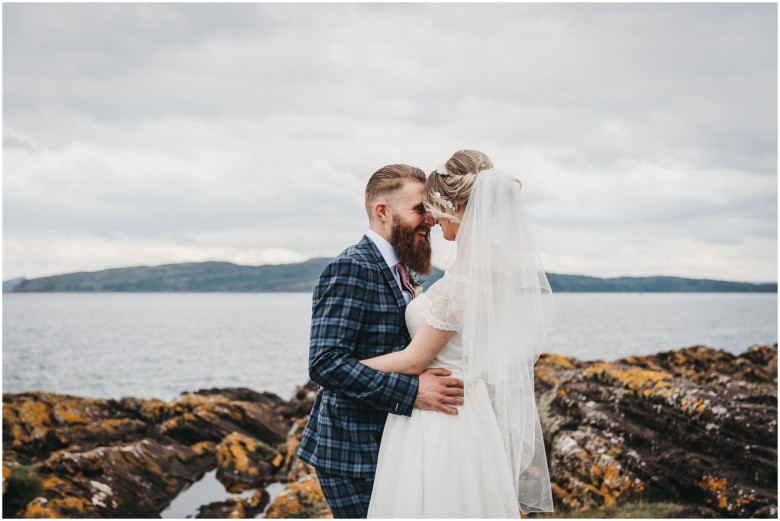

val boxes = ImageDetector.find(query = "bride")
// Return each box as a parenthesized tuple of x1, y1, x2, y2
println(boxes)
(361, 150, 555, 518)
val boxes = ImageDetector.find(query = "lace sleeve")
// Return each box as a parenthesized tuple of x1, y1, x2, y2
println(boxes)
(423, 276, 465, 332)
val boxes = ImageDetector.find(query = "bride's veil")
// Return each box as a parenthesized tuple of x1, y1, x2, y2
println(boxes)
(435, 168, 555, 513)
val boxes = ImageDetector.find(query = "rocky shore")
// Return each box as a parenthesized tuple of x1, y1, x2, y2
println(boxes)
(3, 344, 777, 518)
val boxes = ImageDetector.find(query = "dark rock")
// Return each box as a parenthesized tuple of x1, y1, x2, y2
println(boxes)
(192, 386, 285, 408)
(215, 432, 284, 492)
(157, 392, 289, 445)
(275, 381, 318, 419)
(34, 438, 215, 517)
(2, 392, 147, 463)
(2, 388, 291, 518)
(753, 504, 779, 518)
(536, 344, 777, 517)
(195, 488, 269, 518)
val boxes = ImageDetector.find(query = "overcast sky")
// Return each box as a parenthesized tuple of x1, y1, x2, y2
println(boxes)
(3, 3, 777, 282)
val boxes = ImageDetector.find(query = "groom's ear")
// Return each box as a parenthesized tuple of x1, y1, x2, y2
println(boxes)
(373, 201, 391, 223)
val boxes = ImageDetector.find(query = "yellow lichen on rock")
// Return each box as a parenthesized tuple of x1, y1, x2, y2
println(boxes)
(248, 489, 267, 509)
(266, 474, 331, 518)
(551, 482, 585, 510)
(266, 494, 301, 518)
(678, 395, 711, 416)
(99, 418, 133, 433)
(159, 412, 197, 434)
(215, 402, 245, 423)
(21, 499, 58, 519)
(621, 356, 666, 373)
(4, 408, 28, 449)
(538, 353, 577, 370)
(16, 399, 54, 444)
(535, 354, 579, 386)
(191, 440, 216, 456)
(176, 392, 230, 409)
(642, 379, 669, 398)
(227, 499, 246, 519)
(590, 444, 637, 508)
(193, 408, 221, 426)
(697, 475, 729, 509)
(2, 464, 10, 494)
(217, 432, 258, 476)
(23, 496, 93, 518)
(41, 474, 67, 491)
(584, 363, 671, 395)
(534, 367, 559, 386)
(58, 496, 92, 514)
(272, 452, 284, 467)
(597, 461, 630, 506)
(550, 429, 647, 513)
(286, 439, 300, 462)
(51, 400, 91, 425)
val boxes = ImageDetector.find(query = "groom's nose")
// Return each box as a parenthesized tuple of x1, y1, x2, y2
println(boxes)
(423, 213, 435, 227)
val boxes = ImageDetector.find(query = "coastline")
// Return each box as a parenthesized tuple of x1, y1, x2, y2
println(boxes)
(3, 344, 777, 518)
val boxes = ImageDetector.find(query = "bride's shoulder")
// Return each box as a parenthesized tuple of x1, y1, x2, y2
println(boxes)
(423, 274, 467, 300)
(421, 274, 466, 332)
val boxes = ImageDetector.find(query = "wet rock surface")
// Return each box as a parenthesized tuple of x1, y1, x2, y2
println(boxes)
(3, 346, 775, 518)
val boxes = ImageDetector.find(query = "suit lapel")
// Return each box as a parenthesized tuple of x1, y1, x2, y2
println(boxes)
(358, 235, 407, 310)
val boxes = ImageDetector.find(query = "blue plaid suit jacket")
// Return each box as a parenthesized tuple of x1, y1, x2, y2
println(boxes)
(296, 235, 419, 478)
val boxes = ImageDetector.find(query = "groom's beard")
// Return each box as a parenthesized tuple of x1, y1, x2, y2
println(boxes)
(390, 216, 432, 275)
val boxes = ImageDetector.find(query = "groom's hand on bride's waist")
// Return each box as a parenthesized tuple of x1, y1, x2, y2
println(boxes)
(414, 368, 465, 415)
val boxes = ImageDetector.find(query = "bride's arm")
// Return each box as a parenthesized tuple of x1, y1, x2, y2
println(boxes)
(361, 323, 455, 375)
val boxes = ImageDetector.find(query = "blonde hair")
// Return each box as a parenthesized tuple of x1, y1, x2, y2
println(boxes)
(425, 150, 493, 222)
(365, 164, 426, 219)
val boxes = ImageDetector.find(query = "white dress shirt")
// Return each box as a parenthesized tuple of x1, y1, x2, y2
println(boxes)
(366, 230, 412, 304)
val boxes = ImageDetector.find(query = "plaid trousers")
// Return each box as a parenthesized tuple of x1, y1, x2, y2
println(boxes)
(317, 469, 375, 519)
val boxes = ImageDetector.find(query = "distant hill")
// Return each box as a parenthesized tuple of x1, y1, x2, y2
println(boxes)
(7, 259, 445, 293)
(3, 277, 25, 293)
(6, 259, 776, 293)
(547, 274, 776, 293)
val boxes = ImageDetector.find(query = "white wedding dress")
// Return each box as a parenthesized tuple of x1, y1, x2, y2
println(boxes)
(366, 286, 521, 518)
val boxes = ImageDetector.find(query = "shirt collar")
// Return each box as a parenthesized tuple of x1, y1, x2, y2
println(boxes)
(366, 229, 400, 269)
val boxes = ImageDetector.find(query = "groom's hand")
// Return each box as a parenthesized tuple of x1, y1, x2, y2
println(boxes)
(414, 368, 464, 415)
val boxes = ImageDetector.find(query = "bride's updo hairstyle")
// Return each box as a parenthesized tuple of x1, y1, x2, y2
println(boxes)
(425, 149, 494, 223)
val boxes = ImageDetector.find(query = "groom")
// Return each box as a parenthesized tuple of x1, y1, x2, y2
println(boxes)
(297, 164, 465, 518)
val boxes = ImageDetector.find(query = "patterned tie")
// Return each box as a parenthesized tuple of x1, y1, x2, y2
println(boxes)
(395, 263, 416, 302)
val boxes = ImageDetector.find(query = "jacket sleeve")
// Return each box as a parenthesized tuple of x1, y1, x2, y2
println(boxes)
(308, 257, 419, 416)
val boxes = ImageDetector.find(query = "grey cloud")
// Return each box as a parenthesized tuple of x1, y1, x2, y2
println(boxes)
(2, 3, 776, 281)
(3, 136, 34, 151)
(5, 4, 775, 169)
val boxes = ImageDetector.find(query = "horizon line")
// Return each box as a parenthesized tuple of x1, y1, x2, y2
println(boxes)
(3, 258, 777, 286)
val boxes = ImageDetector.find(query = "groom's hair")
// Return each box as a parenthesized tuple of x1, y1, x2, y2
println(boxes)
(365, 164, 426, 219)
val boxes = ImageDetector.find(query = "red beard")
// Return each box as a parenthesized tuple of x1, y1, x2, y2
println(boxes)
(390, 216, 432, 275)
